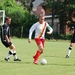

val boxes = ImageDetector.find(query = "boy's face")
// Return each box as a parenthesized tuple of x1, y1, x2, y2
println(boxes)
(6, 18, 11, 25)
(39, 14, 45, 23)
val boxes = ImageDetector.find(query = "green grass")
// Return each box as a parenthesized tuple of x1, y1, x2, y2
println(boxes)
(0, 38, 75, 75)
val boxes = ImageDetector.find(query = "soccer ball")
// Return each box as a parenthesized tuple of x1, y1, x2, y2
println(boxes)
(40, 59, 47, 65)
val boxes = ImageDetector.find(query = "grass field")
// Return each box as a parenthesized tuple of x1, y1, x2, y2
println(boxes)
(0, 38, 75, 75)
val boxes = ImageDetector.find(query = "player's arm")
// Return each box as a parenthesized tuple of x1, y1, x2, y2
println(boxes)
(3, 26, 11, 43)
(28, 24, 36, 43)
(70, 30, 74, 34)
(4, 35, 11, 43)
(70, 26, 74, 34)
(46, 23, 53, 34)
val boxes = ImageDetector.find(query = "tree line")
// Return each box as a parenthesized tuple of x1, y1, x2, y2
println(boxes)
(0, 0, 75, 39)
(0, 0, 37, 38)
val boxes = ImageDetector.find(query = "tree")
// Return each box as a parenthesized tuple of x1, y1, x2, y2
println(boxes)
(0, 0, 37, 37)
(45, 0, 75, 35)
(16, 0, 35, 12)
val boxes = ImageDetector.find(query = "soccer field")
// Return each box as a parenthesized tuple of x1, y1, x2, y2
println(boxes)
(0, 38, 75, 75)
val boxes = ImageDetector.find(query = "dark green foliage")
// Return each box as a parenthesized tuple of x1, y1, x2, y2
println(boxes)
(46, 0, 75, 35)
(52, 33, 71, 40)
(0, 0, 37, 38)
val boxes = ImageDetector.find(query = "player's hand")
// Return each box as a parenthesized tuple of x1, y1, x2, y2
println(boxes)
(70, 30, 74, 34)
(7, 39, 11, 44)
(28, 39, 31, 43)
(9, 38, 12, 42)
(47, 31, 51, 34)
(71, 30, 74, 34)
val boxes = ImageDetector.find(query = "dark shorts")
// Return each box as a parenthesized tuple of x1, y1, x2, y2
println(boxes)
(71, 38, 75, 43)
(1, 41, 12, 47)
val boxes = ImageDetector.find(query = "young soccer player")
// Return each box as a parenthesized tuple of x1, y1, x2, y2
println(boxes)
(1, 17, 21, 61)
(65, 21, 75, 58)
(28, 13, 53, 64)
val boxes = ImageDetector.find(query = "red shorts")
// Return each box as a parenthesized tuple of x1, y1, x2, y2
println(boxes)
(34, 38, 45, 47)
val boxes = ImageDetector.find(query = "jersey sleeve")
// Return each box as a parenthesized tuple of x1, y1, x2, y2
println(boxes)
(46, 23, 53, 34)
(70, 23, 75, 31)
(3, 25, 8, 36)
(70, 26, 75, 31)
(29, 23, 37, 39)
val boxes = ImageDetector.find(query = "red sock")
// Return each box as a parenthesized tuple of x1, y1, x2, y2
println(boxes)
(33, 50, 41, 60)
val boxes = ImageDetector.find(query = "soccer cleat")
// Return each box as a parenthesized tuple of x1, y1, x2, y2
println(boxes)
(4, 58, 10, 61)
(14, 58, 21, 61)
(65, 55, 69, 58)
(33, 60, 38, 65)
(33, 56, 38, 65)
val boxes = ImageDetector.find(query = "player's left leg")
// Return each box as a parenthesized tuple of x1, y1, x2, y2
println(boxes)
(9, 44, 21, 61)
(5, 44, 21, 61)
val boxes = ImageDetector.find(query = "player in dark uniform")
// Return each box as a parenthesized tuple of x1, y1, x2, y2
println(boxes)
(65, 22, 75, 58)
(1, 17, 21, 61)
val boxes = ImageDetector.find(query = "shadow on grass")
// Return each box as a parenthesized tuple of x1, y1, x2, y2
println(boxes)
(0, 59, 33, 64)
(0, 59, 74, 66)
(47, 63, 74, 66)
(44, 55, 66, 58)
(9, 61, 32, 64)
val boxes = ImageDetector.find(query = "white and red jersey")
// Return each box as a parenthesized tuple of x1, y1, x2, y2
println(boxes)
(29, 21, 53, 40)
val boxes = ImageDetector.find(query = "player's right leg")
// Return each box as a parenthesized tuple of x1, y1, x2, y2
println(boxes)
(65, 43, 74, 58)
(33, 39, 44, 64)
(1, 41, 13, 61)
